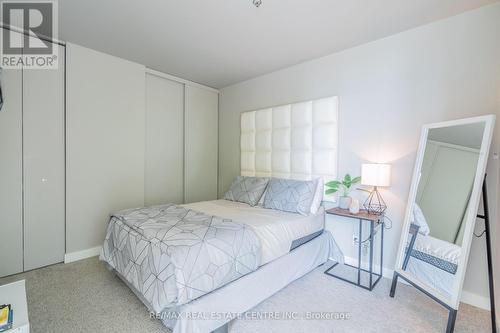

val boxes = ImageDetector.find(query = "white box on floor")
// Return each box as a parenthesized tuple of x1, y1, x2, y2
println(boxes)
(0, 280, 29, 333)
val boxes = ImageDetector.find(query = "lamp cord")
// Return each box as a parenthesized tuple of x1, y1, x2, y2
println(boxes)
(383, 215, 393, 230)
(474, 229, 486, 238)
(357, 215, 392, 245)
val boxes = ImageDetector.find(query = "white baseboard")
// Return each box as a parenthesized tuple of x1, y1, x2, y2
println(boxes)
(343, 256, 394, 279)
(64, 246, 102, 264)
(460, 290, 491, 311)
(333, 256, 490, 310)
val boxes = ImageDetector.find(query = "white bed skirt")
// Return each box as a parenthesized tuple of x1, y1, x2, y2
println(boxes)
(161, 231, 342, 333)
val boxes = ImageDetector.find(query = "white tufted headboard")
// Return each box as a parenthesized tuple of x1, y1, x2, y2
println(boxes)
(240, 96, 338, 201)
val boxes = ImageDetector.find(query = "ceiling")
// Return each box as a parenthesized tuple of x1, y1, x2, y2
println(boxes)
(59, 0, 497, 89)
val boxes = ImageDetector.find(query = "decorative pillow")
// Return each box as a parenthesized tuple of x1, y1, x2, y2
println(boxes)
(257, 178, 322, 212)
(224, 176, 269, 206)
(256, 187, 267, 207)
(411, 203, 430, 236)
(263, 178, 317, 215)
(310, 178, 324, 215)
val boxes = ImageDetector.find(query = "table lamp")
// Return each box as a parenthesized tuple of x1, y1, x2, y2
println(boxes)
(361, 163, 391, 214)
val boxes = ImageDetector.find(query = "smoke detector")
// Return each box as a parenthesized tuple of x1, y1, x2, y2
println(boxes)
(253, 0, 262, 7)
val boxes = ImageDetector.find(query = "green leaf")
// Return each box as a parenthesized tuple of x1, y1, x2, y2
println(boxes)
(325, 188, 337, 195)
(325, 180, 341, 188)
(343, 174, 352, 188)
(351, 176, 361, 184)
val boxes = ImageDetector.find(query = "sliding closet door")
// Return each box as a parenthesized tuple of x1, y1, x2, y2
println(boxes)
(184, 85, 218, 203)
(0, 64, 23, 277)
(66, 43, 145, 254)
(145, 73, 184, 205)
(22, 44, 65, 270)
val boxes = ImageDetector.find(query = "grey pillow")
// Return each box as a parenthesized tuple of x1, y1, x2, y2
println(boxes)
(224, 176, 269, 206)
(263, 178, 317, 215)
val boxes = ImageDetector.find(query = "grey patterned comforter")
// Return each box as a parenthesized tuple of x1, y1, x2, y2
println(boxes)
(99, 204, 261, 313)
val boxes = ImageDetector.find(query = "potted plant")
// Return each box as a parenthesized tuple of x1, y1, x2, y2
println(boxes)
(325, 174, 361, 209)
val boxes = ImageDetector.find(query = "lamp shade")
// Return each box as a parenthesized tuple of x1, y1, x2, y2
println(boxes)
(361, 164, 391, 187)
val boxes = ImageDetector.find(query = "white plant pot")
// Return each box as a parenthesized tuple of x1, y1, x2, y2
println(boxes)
(339, 196, 352, 210)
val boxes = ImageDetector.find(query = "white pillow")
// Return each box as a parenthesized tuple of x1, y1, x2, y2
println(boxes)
(411, 203, 430, 236)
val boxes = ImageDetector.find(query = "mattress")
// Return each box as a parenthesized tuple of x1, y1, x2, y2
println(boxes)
(183, 200, 325, 265)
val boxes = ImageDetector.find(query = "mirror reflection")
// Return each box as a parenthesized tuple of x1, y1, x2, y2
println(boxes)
(401, 122, 485, 299)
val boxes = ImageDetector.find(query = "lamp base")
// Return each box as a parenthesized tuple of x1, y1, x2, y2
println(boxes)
(363, 187, 387, 215)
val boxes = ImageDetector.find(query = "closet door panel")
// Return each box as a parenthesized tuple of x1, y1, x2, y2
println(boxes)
(145, 74, 184, 205)
(0, 66, 23, 277)
(184, 86, 218, 203)
(66, 43, 145, 254)
(23, 44, 65, 270)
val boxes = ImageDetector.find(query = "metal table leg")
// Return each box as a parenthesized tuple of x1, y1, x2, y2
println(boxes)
(325, 214, 383, 291)
(380, 219, 384, 280)
(369, 220, 374, 289)
(357, 218, 362, 285)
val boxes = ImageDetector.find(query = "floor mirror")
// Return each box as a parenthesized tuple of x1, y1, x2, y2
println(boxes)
(390, 115, 496, 333)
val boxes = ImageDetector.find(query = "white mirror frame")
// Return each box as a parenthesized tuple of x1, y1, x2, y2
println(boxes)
(394, 114, 496, 309)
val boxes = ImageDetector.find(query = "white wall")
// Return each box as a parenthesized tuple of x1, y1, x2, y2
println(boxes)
(218, 3, 500, 310)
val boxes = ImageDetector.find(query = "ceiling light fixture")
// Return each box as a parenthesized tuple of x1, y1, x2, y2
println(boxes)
(253, 0, 262, 7)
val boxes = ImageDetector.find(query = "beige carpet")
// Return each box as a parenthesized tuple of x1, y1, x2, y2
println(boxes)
(0, 257, 491, 333)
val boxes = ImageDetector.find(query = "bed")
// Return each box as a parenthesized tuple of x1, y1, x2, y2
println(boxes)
(100, 96, 342, 332)
(100, 198, 343, 333)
